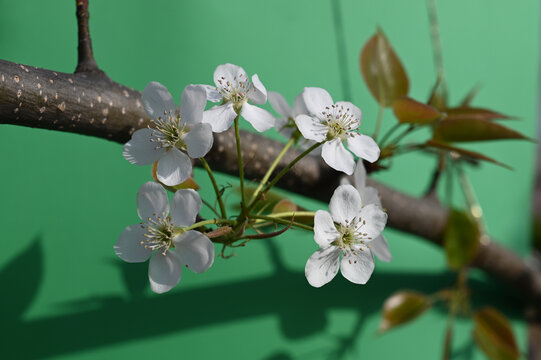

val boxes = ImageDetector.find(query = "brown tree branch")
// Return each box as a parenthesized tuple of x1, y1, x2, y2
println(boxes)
(75, 0, 102, 74)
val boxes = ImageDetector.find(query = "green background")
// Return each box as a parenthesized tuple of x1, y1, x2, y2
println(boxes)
(0, 0, 537, 358)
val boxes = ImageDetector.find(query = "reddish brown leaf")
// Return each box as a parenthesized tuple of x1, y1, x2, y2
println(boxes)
(379, 291, 431, 333)
(433, 118, 531, 142)
(427, 76, 447, 110)
(393, 97, 441, 125)
(445, 107, 514, 121)
(360, 29, 409, 106)
(425, 140, 512, 169)
(473, 307, 519, 360)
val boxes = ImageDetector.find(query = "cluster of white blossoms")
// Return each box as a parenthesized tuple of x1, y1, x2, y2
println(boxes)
(117, 63, 389, 293)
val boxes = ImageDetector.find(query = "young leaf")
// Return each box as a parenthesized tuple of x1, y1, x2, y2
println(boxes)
(360, 29, 409, 106)
(433, 118, 531, 142)
(443, 210, 480, 270)
(459, 84, 482, 107)
(379, 290, 432, 333)
(473, 307, 519, 360)
(272, 199, 298, 214)
(445, 107, 514, 121)
(393, 97, 441, 125)
(427, 76, 447, 110)
(425, 140, 512, 169)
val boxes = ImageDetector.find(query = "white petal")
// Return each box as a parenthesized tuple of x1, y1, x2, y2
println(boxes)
(137, 181, 169, 221)
(322, 139, 355, 175)
(156, 148, 192, 186)
(170, 189, 202, 227)
(148, 251, 182, 294)
(268, 91, 293, 118)
(361, 186, 381, 207)
(353, 159, 367, 189)
(339, 176, 351, 186)
(241, 102, 275, 132)
(200, 84, 223, 103)
(371, 235, 391, 262)
(295, 114, 327, 142)
(173, 230, 215, 273)
(340, 248, 375, 284)
(185, 123, 214, 158)
(292, 92, 309, 116)
(142, 82, 176, 120)
(248, 74, 267, 105)
(347, 134, 380, 163)
(329, 184, 363, 226)
(305, 246, 341, 288)
(180, 84, 207, 126)
(202, 103, 237, 133)
(302, 87, 333, 118)
(115, 224, 153, 263)
(336, 101, 362, 126)
(214, 63, 248, 87)
(358, 204, 388, 239)
(314, 210, 340, 247)
(123, 128, 165, 166)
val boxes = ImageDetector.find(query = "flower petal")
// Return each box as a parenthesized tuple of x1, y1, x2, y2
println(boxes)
(200, 84, 223, 103)
(357, 204, 388, 239)
(329, 184, 363, 226)
(314, 210, 340, 248)
(185, 123, 214, 158)
(322, 139, 355, 175)
(170, 189, 201, 227)
(180, 84, 207, 126)
(115, 224, 153, 263)
(241, 102, 275, 132)
(142, 81, 176, 120)
(137, 181, 169, 221)
(173, 230, 215, 273)
(123, 128, 165, 165)
(214, 63, 248, 87)
(249, 74, 267, 105)
(347, 134, 380, 163)
(305, 246, 341, 288)
(361, 186, 381, 207)
(370, 235, 392, 262)
(268, 91, 293, 118)
(292, 92, 309, 116)
(156, 147, 192, 186)
(202, 103, 237, 133)
(148, 251, 182, 294)
(295, 114, 327, 142)
(336, 101, 362, 126)
(353, 159, 367, 189)
(302, 87, 333, 118)
(340, 248, 374, 284)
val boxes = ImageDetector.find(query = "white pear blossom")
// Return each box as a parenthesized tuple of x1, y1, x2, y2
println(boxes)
(295, 87, 380, 175)
(115, 182, 214, 294)
(305, 184, 387, 287)
(123, 82, 213, 186)
(201, 63, 275, 133)
(341, 159, 391, 262)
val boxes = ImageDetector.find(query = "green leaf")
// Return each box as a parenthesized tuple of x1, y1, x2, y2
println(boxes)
(473, 307, 519, 360)
(379, 291, 432, 333)
(392, 97, 441, 125)
(445, 107, 514, 121)
(360, 29, 409, 106)
(443, 210, 480, 270)
(433, 118, 531, 142)
(425, 140, 512, 169)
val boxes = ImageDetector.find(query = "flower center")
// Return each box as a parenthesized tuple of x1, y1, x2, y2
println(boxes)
(141, 212, 176, 256)
(321, 104, 359, 141)
(332, 217, 372, 255)
(149, 111, 189, 150)
(216, 74, 250, 112)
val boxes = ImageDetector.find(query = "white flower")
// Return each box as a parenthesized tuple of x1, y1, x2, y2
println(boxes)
(295, 87, 380, 175)
(201, 63, 275, 133)
(305, 184, 387, 287)
(123, 82, 213, 186)
(341, 159, 391, 262)
(115, 182, 214, 294)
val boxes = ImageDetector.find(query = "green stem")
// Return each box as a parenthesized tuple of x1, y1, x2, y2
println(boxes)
(181, 218, 236, 232)
(200, 157, 227, 218)
(373, 104, 385, 141)
(249, 138, 295, 205)
(250, 214, 314, 231)
(201, 198, 220, 218)
(263, 211, 316, 219)
(388, 125, 415, 147)
(247, 142, 322, 214)
(456, 163, 489, 238)
(379, 122, 401, 147)
(234, 116, 246, 214)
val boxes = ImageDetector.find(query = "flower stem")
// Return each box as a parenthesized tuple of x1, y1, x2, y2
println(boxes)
(263, 211, 316, 219)
(373, 103, 385, 141)
(234, 115, 246, 214)
(379, 122, 401, 147)
(200, 157, 227, 218)
(249, 137, 295, 206)
(183, 218, 236, 232)
(250, 214, 314, 231)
